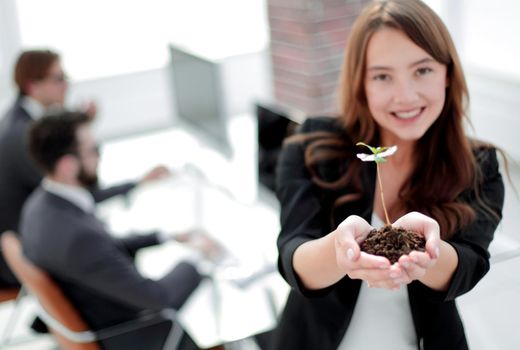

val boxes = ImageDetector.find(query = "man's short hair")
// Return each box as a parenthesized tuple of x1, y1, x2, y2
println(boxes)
(28, 111, 91, 173)
(14, 49, 60, 96)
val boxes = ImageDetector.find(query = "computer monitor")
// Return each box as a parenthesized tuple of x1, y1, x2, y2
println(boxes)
(256, 103, 300, 192)
(169, 45, 231, 156)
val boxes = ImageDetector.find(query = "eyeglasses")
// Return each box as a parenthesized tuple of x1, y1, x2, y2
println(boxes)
(44, 73, 68, 84)
(70, 145, 100, 159)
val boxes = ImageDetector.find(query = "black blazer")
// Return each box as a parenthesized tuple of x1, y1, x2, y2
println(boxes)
(21, 188, 202, 349)
(0, 98, 135, 286)
(273, 117, 505, 350)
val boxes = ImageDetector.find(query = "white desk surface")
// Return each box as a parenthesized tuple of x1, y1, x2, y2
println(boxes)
(95, 118, 289, 348)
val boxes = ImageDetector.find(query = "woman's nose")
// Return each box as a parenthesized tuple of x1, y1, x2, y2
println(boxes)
(393, 79, 419, 104)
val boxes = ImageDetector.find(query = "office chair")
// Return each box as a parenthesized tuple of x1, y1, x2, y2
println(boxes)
(0, 287, 19, 302)
(1, 231, 183, 350)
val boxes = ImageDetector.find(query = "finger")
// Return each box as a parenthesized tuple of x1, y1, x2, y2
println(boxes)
(367, 278, 401, 291)
(401, 265, 425, 282)
(348, 266, 394, 281)
(335, 232, 361, 264)
(336, 216, 389, 271)
(356, 252, 391, 269)
(391, 212, 420, 231)
(158, 165, 170, 173)
(393, 212, 439, 237)
(398, 255, 426, 281)
(424, 235, 441, 259)
(389, 263, 413, 284)
(408, 251, 435, 269)
(392, 212, 441, 259)
(335, 217, 370, 262)
(337, 215, 374, 243)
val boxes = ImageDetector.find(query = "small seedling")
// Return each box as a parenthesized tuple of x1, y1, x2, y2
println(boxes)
(356, 142, 397, 225)
(355, 142, 425, 264)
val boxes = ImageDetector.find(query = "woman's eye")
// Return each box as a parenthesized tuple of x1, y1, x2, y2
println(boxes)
(417, 67, 433, 76)
(373, 74, 389, 81)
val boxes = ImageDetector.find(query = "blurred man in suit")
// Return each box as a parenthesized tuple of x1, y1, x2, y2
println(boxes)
(0, 49, 168, 288)
(21, 111, 202, 349)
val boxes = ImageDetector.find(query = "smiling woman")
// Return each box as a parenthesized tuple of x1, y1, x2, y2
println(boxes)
(273, 1, 505, 350)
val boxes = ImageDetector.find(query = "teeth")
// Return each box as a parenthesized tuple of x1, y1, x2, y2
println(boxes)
(394, 108, 422, 119)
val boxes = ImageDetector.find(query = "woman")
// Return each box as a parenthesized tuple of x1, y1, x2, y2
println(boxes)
(273, 1, 505, 349)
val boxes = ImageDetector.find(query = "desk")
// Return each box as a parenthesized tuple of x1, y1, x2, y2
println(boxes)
(95, 120, 289, 348)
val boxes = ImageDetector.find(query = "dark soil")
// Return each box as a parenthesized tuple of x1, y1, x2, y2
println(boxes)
(360, 226, 426, 264)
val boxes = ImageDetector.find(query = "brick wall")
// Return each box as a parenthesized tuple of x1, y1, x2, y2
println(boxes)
(267, 0, 370, 116)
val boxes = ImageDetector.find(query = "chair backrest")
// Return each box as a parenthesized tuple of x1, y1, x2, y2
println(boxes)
(0, 287, 19, 303)
(1, 231, 100, 350)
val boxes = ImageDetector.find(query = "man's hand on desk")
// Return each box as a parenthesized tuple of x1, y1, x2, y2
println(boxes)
(169, 229, 226, 263)
(139, 165, 172, 185)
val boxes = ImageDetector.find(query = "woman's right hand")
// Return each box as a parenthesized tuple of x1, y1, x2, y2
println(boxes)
(334, 215, 400, 290)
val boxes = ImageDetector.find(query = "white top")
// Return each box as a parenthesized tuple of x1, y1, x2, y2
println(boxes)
(42, 178, 95, 214)
(336, 214, 417, 350)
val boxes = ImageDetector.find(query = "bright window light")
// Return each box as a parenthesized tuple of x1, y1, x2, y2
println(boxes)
(16, 0, 269, 81)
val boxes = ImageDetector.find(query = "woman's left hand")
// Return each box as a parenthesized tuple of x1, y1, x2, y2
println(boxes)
(391, 212, 441, 285)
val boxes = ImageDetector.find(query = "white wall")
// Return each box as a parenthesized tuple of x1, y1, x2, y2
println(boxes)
(423, 0, 520, 161)
(0, 0, 21, 111)
(466, 69, 520, 161)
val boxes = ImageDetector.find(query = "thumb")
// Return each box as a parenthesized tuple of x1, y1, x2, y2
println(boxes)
(425, 234, 441, 260)
(336, 215, 372, 262)
(420, 216, 441, 259)
(335, 226, 361, 263)
(345, 240, 360, 262)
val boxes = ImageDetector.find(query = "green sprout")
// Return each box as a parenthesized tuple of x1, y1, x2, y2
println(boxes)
(356, 142, 398, 226)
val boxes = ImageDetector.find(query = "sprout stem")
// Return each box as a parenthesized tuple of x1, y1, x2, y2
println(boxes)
(376, 162, 391, 225)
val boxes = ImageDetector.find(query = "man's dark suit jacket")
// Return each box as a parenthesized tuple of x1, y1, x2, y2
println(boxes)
(0, 98, 135, 286)
(21, 187, 202, 349)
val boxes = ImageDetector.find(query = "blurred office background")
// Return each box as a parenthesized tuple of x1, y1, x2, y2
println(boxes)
(0, 0, 519, 349)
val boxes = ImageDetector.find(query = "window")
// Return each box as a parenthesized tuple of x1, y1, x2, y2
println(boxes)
(15, 0, 269, 81)
(423, 0, 520, 80)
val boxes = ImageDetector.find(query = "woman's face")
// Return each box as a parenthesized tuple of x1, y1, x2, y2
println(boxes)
(364, 27, 448, 144)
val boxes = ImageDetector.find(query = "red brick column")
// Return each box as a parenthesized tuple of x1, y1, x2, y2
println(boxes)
(267, 0, 370, 116)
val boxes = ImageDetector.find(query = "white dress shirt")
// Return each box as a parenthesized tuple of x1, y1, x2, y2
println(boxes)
(20, 96, 46, 120)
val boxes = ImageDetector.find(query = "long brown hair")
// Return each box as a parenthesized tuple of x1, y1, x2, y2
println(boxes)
(301, 0, 494, 238)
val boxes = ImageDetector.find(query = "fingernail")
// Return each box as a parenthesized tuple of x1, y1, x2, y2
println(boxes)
(435, 247, 440, 258)
(402, 262, 410, 268)
(347, 248, 354, 260)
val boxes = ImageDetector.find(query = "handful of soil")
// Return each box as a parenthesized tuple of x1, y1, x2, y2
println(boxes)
(360, 226, 426, 264)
